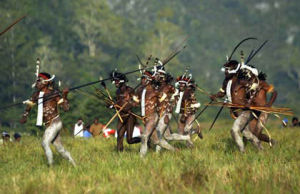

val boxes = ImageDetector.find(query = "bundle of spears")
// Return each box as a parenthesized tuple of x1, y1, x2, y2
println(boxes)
(207, 102, 293, 116)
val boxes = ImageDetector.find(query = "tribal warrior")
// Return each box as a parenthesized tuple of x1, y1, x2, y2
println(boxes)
(210, 60, 261, 152)
(152, 64, 193, 152)
(134, 71, 175, 157)
(110, 71, 141, 152)
(174, 73, 201, 148)
(20, 72, 76, 166)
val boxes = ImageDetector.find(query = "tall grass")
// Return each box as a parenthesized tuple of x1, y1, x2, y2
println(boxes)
(0, 121, 299, 193)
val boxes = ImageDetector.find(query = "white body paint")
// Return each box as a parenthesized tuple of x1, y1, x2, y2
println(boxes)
(36, 91, 44, 126)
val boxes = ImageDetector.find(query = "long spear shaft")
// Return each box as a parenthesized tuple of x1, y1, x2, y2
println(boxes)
(94, 87, 144, 120)
(190, 100, 212, 125)
(0, 15, 26, 36)
(100, 81, 123, 123)
(1, 38, 186, 111)
(0, 68, 144, 111)
(77, 88, 143, 120)
(209, 105, 224, 131)
(103, 102, 128, 129)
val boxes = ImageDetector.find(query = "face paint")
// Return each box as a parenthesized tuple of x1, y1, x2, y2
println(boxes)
(141, 77, 148, 86)
(35, 78, 47, 90)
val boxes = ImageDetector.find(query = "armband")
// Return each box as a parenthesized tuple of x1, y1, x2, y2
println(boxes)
(171, 89, 179, 101)
(23, 100, 35, 107)
(191, 103, 201, 108)
(133, 95, 139, 103)
(57, 99, 64, 104)
(159, 93, 167, 103)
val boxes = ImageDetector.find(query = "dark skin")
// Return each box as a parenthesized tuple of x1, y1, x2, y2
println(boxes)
(157, 75, 175, 122)
(213, 67, 277, 143)
(211, 62, 279, 143)
(178, 82, 186, 92)
(231, 76, 251, 106)
(179, 86, 198, 123)
(135, 76, 160, 146)
(210, 62, 239, 100)
(248, 80, 277, 143)
(175, 83, 200, 137)
(113, 81, 141, 151)
(15, 137, 21, 142)
(20, 77, 69, 127)
(210, 61, 252, 108)
(210, 66, 255, 126)
(115, 82, 135, 113)
(251, 81, 277, 107)
(136, 77, 159, 116)
(225, 74, 254, 118)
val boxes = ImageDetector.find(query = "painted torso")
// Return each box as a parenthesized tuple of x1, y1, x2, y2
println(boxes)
(157, 83, 175, 115)
(179, 88, 198, 116)
(136, 84, 159, 116)
(32, 88, 66, 126)
(251, 81, 273, 107)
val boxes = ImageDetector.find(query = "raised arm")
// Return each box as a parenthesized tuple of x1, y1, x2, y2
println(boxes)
(57, 88, 70, 111)
(263, 82, 277, 107)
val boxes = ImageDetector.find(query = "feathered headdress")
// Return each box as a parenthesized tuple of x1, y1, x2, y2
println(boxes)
(109, 70, 128, 83)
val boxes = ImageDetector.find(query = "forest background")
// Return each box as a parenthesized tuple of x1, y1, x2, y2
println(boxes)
(1, 0, 299, 133)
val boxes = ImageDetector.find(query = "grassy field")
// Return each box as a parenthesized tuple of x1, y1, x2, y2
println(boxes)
(0, 121, 299, 194)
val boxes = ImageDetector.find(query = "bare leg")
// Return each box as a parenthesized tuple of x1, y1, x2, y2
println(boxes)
(140, 114, 158, 157)
(232, 111, 261, 152)
(164, 114, 191, 141)
(256, 112, 274, 143)
(242, 125, 262, 150)
(53, 134, 76, 166)
(126, 115, 141, 144)
(117, 119, 126, 152)
(183, 115, 195, 147)
(42, 126, 57, 166)
(231, 111, 249, 152)
(42, 117, 75, 166)
(177, 114, 185, 134)
(164, 127, 190, 141)
(155, 113, 175, 151)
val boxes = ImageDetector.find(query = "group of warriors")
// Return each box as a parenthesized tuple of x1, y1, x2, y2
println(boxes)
(1, 18, 292, 166)
(110, 60, 202, 157)
(16, 37, 293, 167)
(210, 55, 277, 152)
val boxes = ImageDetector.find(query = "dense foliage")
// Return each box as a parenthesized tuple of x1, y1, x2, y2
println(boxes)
(1, 0, 299, 132)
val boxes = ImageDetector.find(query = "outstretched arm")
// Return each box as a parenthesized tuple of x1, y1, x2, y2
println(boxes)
(210, 79, 227, 100)
(20, 92, 39, 124)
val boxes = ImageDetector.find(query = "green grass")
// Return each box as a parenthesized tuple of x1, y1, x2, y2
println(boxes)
(0, 121, 299, 194)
